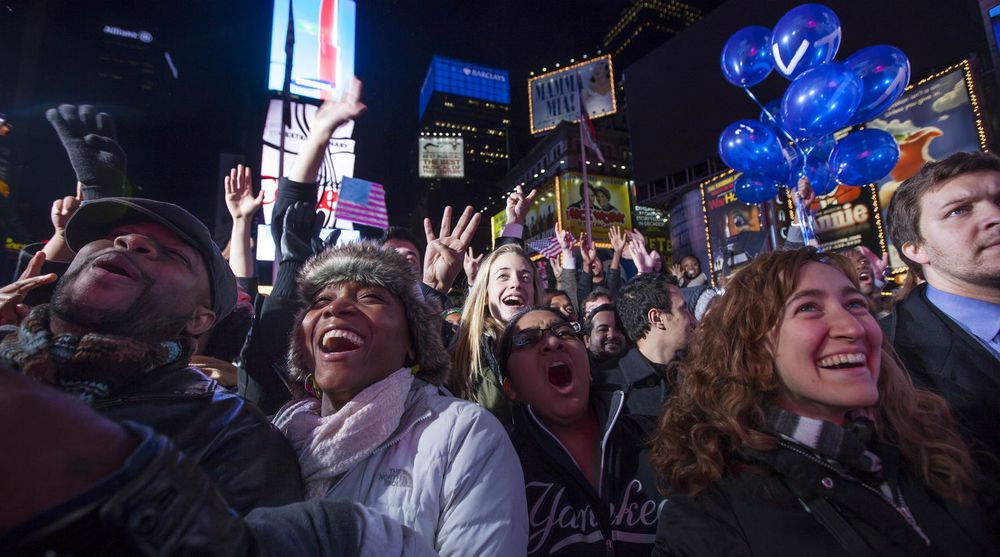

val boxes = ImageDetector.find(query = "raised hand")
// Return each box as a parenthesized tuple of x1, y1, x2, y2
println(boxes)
(505, 185, 538, 226)
(464, 247, 484, 286)
(608, 226, 628, 255)
(311, 78, 367, 141)
(628, 231, 656, 274)
(50, 183, 82, 237)
(224, 165, 264, 221)
(794, 176, 816, 213)
(580, 233, 596, 268)
(670, 263, 682, 278)
(554, 221, 575, 254)
(0, 252, 57, 325)
(424, 206, 482, 294)
(45, 104, 126, 198)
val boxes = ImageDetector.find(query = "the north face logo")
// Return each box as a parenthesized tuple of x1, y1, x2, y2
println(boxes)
(379, 468, 413, 488)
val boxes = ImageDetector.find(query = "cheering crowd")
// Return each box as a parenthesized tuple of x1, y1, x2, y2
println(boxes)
(0, 80, 997, 556)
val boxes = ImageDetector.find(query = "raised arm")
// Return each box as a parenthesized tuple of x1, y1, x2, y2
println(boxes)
(224, 165, 264, 279)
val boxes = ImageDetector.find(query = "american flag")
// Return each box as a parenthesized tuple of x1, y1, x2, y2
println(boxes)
(577, 75, 605, 164)
(528, 236, 563, 259)
(334, 177, 388, 229)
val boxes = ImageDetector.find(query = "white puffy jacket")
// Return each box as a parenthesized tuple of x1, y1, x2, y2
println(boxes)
(321, 379, 528, 556)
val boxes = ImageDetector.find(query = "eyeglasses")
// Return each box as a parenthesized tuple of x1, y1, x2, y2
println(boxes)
(511, 321, 582, 349)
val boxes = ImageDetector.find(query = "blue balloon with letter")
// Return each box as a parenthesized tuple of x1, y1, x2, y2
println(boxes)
(781, 62, 862, 138)
(721, 26, 775, 87)
(718, 119, 787, 176)
(771, 3, 842, 80)
(829, 129, 900, 186)
(734, 174, 781, 204)
(845, 45, 911, 125)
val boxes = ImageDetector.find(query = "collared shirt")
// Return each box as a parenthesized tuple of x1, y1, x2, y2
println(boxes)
(926, 284, 1000, 360)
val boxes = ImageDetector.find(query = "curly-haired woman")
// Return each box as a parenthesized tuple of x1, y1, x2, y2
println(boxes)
(650, 248, 995, 556)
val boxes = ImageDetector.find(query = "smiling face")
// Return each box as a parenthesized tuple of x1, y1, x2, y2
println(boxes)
(772, 262, 882, 425)
(585, 309, 625, 360)
(903, 170, 1000, 294)
(487, 252, 536, 323)
(504, 310, 591, 428)
(680, 256, 701, 279)
(546, 292, 577, 321)
(300, 281, 412, 408)
(51, 221, 214, 342)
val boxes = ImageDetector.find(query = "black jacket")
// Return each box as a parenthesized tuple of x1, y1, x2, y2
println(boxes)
(95, 360, 304, 514)
(509, 386, 661, 556)
(595, 346, 671, 418)
(880, 284, 1000, 478)
(653, 441, 995, 557)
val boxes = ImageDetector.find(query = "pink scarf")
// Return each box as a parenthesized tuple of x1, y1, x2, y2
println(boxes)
(273, 368, 413, 498)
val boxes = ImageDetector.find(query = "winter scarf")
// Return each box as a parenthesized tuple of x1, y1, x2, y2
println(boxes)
(766, 406, 882, 474)
(273, 367, 414, 499)
(0, 305, 190, 403)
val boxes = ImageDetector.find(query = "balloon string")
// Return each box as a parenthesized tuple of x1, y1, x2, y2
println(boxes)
(742, 86, 818, 248)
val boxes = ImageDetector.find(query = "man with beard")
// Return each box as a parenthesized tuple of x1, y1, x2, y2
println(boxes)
(597, 273, 694, 417)
(882, 151, 1000, 478)
(0, 197, 302, 514)
(583, 303, 626, 372)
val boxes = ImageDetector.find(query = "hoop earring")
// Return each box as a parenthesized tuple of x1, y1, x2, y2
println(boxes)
(304, 374, 322, 400)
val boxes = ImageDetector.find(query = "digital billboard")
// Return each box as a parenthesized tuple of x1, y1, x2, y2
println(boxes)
(268, 0, 356, 101)
(419, 137, 465, 178)
(419, 56, 510, 119)
(865, 61, 987, 271)
(259, 99, 356, 230)
(528, 55, 616, 134)
(557, 173, 631, 243)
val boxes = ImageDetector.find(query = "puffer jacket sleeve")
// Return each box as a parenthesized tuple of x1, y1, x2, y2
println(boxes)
(437, 403, 528, 556)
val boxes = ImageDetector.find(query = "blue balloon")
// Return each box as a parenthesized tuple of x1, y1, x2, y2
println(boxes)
(789, 156, 835, 196)
(801, 134, 836, 161)
(771, 3, 842, 80)
(781, 63, 862, 138)
(721, 26, 775, 87)
(845, 45, 911, 124)
(830, 129, 900, 186)
(734, 174, 780, 204)
(718, 120, 786, 175)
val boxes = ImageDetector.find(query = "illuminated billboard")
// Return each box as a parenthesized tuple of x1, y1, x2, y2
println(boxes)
(419, 56, 510, 118)
(259, 99, 356, 228)
(529, 55, 616, 134)
(419, 137, 465, 178)
(557, 173, 631, 242)
(268, 0, 356, 101)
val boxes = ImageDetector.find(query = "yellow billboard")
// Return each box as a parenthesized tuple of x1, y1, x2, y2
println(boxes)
(558, 173, 631, 242)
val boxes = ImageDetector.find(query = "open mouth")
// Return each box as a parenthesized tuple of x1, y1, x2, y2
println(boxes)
(857, 271, 871, 282)
(547, 362, 573, 388)
(93, 255, 139, 280)
(320, 329, 364, 354)
(502, 295, 524, 307)
(816, 352, 866, 370)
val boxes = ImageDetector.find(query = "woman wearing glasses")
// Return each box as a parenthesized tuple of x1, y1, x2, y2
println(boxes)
(495, 307, 662, 556)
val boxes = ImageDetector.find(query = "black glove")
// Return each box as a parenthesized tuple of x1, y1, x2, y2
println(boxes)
(280, 201, 322, 265)
(45, 104, 126, 199)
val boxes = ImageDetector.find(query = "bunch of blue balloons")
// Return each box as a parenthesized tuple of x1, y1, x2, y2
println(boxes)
(718, 3, 908, 204)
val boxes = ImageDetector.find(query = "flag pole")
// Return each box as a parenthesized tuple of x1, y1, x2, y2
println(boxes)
(278, 0, 295, 180)
(577, 77, 593, 242)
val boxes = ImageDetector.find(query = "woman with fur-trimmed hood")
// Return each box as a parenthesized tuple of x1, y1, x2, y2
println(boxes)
(272, 242, 528, 556)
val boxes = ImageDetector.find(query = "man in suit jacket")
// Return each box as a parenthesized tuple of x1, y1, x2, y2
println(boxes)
(881, 151, 1000, 478)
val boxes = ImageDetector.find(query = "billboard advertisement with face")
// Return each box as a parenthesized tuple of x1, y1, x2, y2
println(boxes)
(558, 173, 631, 243)
(268, 0, 356, 101)
(528, 55, 616, 134)
(865, 60, 986, 271)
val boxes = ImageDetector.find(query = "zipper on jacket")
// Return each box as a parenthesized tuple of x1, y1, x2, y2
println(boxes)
(776, 440, 930, 544)
(596, 391, 625, 499)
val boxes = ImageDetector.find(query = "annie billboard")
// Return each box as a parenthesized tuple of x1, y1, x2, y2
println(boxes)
(528, 55, 616, 134)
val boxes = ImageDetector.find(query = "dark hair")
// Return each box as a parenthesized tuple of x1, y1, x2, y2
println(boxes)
(583, 286, 613, 308)
(616, 273, 679, 342)
(379, 226, 425, 255)
(544, 288, 571, 299)
(495, 306, 569, 381)
(583, 303, 623, 336)
(888, 151, 1000, 276)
